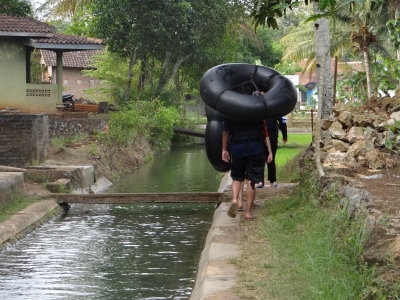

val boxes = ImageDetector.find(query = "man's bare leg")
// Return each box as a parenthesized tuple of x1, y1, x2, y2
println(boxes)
(244, 180, 256, 219)
(238, 181, 244, 210)
(228, 180, 242, 218)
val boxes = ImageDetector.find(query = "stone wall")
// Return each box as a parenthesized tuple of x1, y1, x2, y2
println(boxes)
(48, 113, 108, 139)
(320, 95, 400, 169)
(0, 114, 49, 166)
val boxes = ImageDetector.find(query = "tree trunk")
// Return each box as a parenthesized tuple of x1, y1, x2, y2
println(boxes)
(153, 51, 171, 98)
(363, 49, 373, 99)
(170, 55, 191, 84)
(124, 54, 136, 104)
(396, 0, 400, 61)
(138, 54, 148, 91)
(313, 10, 333, 118)
(153, 53, 190, 98)
(313, 3, 333, 177)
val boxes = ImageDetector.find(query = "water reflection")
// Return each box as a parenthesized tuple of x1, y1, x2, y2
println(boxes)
(0, 143, 219, 299)
(110, 144, 220, 193)
(0, 203, 214, 299)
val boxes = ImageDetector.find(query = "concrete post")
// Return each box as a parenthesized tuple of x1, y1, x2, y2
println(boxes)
(56, 51, 63, 104)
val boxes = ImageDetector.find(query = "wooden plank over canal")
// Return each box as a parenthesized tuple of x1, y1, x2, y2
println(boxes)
(173, 127, 205, 138)
(54, 192, 224, 204)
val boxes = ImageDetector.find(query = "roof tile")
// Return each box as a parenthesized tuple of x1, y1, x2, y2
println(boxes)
(33, 33, 102, 45)
(0, 14, 54, 34)
(41, 49, 101, 68)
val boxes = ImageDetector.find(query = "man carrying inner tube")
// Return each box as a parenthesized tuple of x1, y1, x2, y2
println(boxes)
(222, 119, 273, 219)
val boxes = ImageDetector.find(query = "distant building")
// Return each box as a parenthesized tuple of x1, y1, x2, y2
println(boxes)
(0, 14, 102, 113)
(40, 49, 103, 99)
(296, 60, 363, 108)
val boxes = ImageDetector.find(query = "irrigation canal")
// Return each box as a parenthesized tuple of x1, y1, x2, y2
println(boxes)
(0, 143, 221, 299)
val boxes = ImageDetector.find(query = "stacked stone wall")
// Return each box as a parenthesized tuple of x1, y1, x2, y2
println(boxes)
(320, 94, 400, 170)
(48, 113, 108, 139)
(0, 114, 48, 166)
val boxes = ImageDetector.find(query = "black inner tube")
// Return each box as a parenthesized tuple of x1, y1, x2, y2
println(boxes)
(200, 63, 297, 172)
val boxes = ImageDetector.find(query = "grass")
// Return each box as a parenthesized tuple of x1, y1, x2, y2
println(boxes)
(273, 133, 312, 183)
(0, 196, 40, 223)
(235, 152, 381, 299)
(51, 134, 87, 153)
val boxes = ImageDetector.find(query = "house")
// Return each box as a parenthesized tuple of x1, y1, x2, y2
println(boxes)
(296, 60, 363, 108)
(40, 49, 103, 99)
(0, 14, 102, 113)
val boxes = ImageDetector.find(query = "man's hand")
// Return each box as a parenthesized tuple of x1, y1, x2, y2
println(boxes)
(282, 137, 287, 144)
(222, 149, 230, 162)
(267, 153, 273, 163)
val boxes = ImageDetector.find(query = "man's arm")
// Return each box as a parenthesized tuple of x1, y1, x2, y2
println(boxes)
(265, 136, 273, 163)
(278, 117, 288, 143)
(222, 130, 230, 162)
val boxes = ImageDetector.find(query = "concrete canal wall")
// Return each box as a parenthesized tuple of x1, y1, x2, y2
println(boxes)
(190, 172, 241, 299)
(0, 171, 61, 246)
(0, 199, 61, 246)
(0, 172, 24, 206)
(190, 202, 241, 300)
(0, 163, 111, 247)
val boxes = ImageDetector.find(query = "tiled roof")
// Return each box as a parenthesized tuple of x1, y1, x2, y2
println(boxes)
(0, 14, 102, 49)
(33, 33, 102, 45)
(41, 49, 101, 68)
(0, 14, 55, 35)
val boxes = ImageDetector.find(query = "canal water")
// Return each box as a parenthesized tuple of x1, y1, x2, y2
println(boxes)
(0, 143, 220, 299)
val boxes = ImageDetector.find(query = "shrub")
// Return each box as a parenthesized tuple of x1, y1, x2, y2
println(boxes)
(105, 100, 182, 150)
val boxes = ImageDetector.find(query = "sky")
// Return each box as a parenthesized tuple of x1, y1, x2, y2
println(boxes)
(30, 0, 48, 20)
(30, 0, 46, 10)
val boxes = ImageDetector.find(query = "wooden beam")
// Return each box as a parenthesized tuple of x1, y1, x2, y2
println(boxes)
(54, 192, 223, 204)
(173, 127, 205, 138)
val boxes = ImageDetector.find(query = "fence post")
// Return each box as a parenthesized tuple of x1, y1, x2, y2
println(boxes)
(311, 109, 314, 140)
(288, 111, 293, 128)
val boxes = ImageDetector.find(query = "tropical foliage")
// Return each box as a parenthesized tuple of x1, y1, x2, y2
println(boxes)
(0, 0, 32, 16)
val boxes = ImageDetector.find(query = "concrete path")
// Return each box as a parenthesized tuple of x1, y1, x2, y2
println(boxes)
(191, 173, 298, 299)
(190, 202, 241, 300)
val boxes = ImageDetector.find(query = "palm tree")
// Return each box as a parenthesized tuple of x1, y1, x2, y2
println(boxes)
(336, 0, 393, 98)
(38, 0, 91, 19)
(281, 1, 395, 100)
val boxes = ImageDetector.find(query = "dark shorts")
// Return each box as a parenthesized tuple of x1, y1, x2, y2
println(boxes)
(230, 152, 266, 187)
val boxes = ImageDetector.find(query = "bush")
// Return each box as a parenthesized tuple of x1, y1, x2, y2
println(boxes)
(105, 100, 182, 150)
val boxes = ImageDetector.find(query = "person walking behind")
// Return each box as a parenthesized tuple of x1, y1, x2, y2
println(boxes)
(264, 117, 288, 187)
(222, 119, 272, 219)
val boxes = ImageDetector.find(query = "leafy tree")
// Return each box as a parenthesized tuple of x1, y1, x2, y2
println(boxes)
(236, 24, 283, 67)
(82, 50, 135, 103)
(92, 0, 238, 102)
(250, 0, 337, 29)
(0, 0, 32, 16)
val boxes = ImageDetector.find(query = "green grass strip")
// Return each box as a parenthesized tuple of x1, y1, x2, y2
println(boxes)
(235, 148, 382, 299)
(0, 196, 40, 223)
